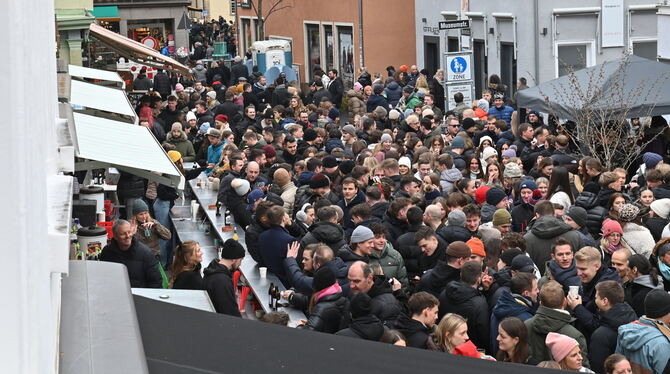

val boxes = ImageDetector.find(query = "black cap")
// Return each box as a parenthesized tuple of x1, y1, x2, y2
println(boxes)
(644, 289, 670, 318)
(500, 248, 522, 266)
(511, 255, 536, 273)
(312, 266, 336, 292)
(221, 239, 245, 259)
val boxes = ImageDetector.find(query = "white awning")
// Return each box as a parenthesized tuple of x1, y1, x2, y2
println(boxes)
(72, 112, 184, 189)
(70, 79, 136, 121)
(68, 64, 125, 88)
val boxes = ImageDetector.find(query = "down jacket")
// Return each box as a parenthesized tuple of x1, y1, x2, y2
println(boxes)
(346, 90, 365, 119)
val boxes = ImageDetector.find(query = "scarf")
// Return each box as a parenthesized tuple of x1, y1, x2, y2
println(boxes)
(315, 282, 342, 302)
(659, 259, 670, 281)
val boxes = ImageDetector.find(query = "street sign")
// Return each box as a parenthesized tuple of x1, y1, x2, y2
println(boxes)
(438, 19, 471, 30)
(446, 82, 475, 111)
(445, 53, 472, 81)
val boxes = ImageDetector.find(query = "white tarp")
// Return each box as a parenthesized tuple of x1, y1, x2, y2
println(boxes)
(70, 79, 135, 118)
(68, 64, 124, 84)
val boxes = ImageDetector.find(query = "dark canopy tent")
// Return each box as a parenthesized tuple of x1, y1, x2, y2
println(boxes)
(134, 295, 562, 374)
(517, 55, 670, 121)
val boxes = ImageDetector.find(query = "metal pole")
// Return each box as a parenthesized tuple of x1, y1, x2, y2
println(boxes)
(358, 0, 364, 71)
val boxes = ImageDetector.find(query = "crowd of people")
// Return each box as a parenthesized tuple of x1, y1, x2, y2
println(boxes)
(105, 54, 670, 374)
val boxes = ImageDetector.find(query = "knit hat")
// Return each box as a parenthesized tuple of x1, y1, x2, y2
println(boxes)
(263, 145, 276, 158)
(644, 289, 670, 318)
(422, 109, 434, 118)
(502, 145, 517, 159)
(380, 133, 393, 143)
(560, 207, 586, 230)
(492, 209, 512, 226)
(273, 168, 290, 187)
(389, 109, 401, 120)
(462, 118, 476, 130)
(231, 178, 251, 196)
(215, 114, 228, 123)
(618, 203, 640, 222)
(350, 293, 373, 318)
(402, 85, 414, 94)
(206, 91, 217, 99)
(399, 65, 408, 73)
(186, 111, 197, 122)
(658, 242, 670, 258)
(206, 128, 221, 138)
(447, 210, 466, 227)
(373, 84, 384, 95)
(304, 128, 318, 142)
(500, 249, 523, 267)
(650, 198, 670, 219)
(602, 218, 623, 237)
(503, 162, 523, 178)
(475, 185, 491, 205)
(479, 136, 493, 147)
(467, 238, 486, 258)
(198, 122, 211, 134)
(486, 188, 507, 206)
(221, 238, 245, 259)
(323, 156, 339, 168)
(339, 160, 355, 175)
(353, 82, 363, 92)
(350, 225, 375, 244)
(511, 255, 536, 273)
(132, 199, 149, 216)
(643, 152, 663, 169)
(171, 122, 183, 132)
(313, 266, 336, 292)
(374, 106, 388, 118)
(519, 179, 537, 192)
(328, 107, 340, 120)
(175, 83, 184, 92)
(546, 333, 579, 363)
(446, 241, 471, 258)
(309, 173, 330, 189)
(398, 156, 412, 169)
(246, 189, 265, 210)
(482, 147, 498, 161)
(167, 150, 182, 163)
(451, 136, 465, 149)
(477, 99, 489, 112)
(342, 124, 356, 136)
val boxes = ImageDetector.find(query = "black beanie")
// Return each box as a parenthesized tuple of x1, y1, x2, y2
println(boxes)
(500, 248, 523, 267)
(566, 206, 588, 229)
(304, 128, 318, 142)
(339, 160, 355, 175)
(312, 266, 336, 292)
(486, 188, 507, 206)
(644, 289, 670, 318)
(350, 293, 372, 318)
(221, 239, 245, 259)
(462, 118, 476, 130)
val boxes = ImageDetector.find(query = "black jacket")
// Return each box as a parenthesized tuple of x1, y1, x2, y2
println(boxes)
(100, 238, 162, 288)
(417, 259, 460, 297)
(337, 245, 369, 267)
(370, 201, 389, 220)
(575, 190, 607, 239)
(367, 276, 403, 323)
(436, 225, 471, 244)
(382, 212, 409, 249)
(624, 275, 666, 317)
(202, 260, 240, 317)
(300, 222, 346, 257)
(394, 313, 433, 349)
(394, 224, 422, 279)
(572, 266, 621, 336)
(311, 87, 332, 106)
(230, 62, 249, 86)
(511, 200, 534, 233)
(328, 77, 344, 107)
(214, 100, 243, 127)
(244, 216, 269, 265)
(297, 292, 350, 333)
(589, 303, 638, 374)
(439, 280, 490, 353)
(335, 315, 384, 341)
(653, 183, 670, 200)
(117, 171, 145, 200)
(172, 263, 204, 290)
(153, 71, 172, 99)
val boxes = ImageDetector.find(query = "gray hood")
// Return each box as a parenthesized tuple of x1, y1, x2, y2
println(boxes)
(633, 274, 665, 290)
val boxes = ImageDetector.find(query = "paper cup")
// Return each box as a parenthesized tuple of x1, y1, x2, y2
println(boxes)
(569, 285, 579, 298)
(259, 267, 267, 278)
(192, 203, 199, 221)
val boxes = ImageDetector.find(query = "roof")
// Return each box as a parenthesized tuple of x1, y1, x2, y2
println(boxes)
(89, 23, 191, 77)
(70, 79, 135, 119)
(68, 64, 124, 85)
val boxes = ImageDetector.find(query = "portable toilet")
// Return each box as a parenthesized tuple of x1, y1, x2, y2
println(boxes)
(250, 40, 293, 75)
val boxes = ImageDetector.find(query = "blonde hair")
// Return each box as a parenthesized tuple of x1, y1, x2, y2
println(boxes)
(435, 313, 467, 353)
(575, 246, 601, 264)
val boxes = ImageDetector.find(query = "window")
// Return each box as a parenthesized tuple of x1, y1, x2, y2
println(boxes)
(424, 36, 439, 76)
(324, 25, 334, 72)
(305, 24, 320, 81)
(500, 43, 517, 97)
(447, 37, 459, 52)
(473, 40, 488, 99)
(337, 26, 354, 88)
(556, 42, 594, 77)
(632, 40, 657, 60)
(241, 18, 252, 55)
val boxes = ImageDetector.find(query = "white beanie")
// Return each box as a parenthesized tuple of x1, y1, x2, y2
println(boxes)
(186, 111, 197, 122)
(398, 156, 412, 169)
(482, 147, 498, 161)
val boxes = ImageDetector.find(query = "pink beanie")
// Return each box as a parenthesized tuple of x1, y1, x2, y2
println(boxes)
(545, 332, 579, 362)
(602, 218, 623, 238)
(353, 82, 363, 92)
(175, 83, 184, 92)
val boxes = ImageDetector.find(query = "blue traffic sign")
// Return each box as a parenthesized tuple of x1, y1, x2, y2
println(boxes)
(450, 57, 467, 74)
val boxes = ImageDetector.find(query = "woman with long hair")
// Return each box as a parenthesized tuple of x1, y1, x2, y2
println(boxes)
(618, 203, 655, 259)
(463, 154, 482, 182)
(496, 317, 530, 364)
(545, 332, 594, 372)
(430, 136, 445, 156)
(170, 240, 204, 289)
(434, 313, 470, 354)
(484, 162, 503, 189)
(624, 254, 664, 316)
(129, 199, 171, 259)
(574, 156, 594, 193)
(606, 192, 627, 221)
(548, 166, 574, 211)
(599, 219, 632, 265)
(289, 95, 305, 115)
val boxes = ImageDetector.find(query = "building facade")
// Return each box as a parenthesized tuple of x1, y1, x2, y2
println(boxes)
(56, 0, 96, 66)
(415, 0, 663, 99)
(236, 0, 416, 87)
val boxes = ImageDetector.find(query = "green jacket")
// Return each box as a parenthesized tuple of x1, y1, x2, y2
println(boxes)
(525, 306, 590, 368)
(166, 132, 196, 162)
(369, 241, 408, 289)
(406, 94, 422, 110)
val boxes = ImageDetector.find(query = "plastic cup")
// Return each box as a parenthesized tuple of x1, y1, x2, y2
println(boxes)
(569, 285, 579, 298)
(259, 267, 267, 278)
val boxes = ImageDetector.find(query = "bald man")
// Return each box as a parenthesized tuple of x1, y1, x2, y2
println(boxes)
(245, 161, 268, 189)
(423, 205, 444, 231)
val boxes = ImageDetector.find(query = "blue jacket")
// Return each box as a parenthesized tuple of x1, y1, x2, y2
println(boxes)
(488, 104, 514, 124)
(337, 190, 366, 232)
(384, 81, 403, 107)
(616, 318, 670, 374)
(258, 225, 296, 286)
(205, 143, 223, 175)
(490, 290, 536, 354)
(366, 94, 389, 113)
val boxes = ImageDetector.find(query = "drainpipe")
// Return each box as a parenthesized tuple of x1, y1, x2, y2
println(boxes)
(534, 0, 540, 85)
(358, 0, 364, 70)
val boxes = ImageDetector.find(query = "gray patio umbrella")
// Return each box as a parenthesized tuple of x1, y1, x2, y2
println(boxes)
(517, 55, 670, 121)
